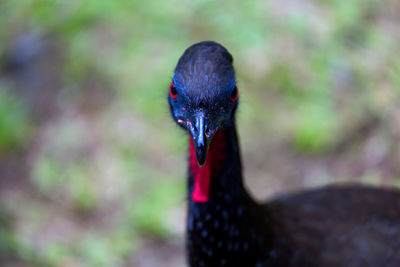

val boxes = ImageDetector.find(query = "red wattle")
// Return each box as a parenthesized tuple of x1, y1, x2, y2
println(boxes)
(189, 131, 227, 203)
(189, 138, 210, 202)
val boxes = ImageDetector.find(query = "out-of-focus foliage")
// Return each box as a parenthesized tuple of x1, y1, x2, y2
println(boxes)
(0, 0, 400, 266)
(0, 87, 32, 152)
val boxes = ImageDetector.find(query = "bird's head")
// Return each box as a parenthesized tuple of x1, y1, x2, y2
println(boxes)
(168, 41, 239, 167)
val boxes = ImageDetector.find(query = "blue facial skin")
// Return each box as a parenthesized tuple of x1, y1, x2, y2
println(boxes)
(168, 75, 238, 166)
(169, 75, 237, 127)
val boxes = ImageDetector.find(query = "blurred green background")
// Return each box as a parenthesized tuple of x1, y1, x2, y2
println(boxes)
(1, 0, 400, 266)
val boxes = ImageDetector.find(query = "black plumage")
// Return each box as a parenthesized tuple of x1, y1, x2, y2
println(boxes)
(168, 41, 400, 267)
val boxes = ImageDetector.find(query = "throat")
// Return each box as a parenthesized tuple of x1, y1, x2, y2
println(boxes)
(186, 127, 269, 266)
(188, 127, 244, 203)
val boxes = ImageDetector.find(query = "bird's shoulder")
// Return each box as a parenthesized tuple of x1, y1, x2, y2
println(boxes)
(263, 185, 400, 267)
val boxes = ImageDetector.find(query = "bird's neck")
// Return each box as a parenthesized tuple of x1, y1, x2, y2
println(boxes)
(188, 124, 246, 203)
(186, 125, 272, 266)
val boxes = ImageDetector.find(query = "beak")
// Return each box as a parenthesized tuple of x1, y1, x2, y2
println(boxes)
(188, 114, 210, 167)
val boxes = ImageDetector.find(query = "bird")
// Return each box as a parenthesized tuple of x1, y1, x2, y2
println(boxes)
(167, 41, 400, 267)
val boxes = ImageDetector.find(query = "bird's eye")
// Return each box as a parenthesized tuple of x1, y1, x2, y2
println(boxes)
(169, 82, 178, 99)
(230, 86, 239, 102)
